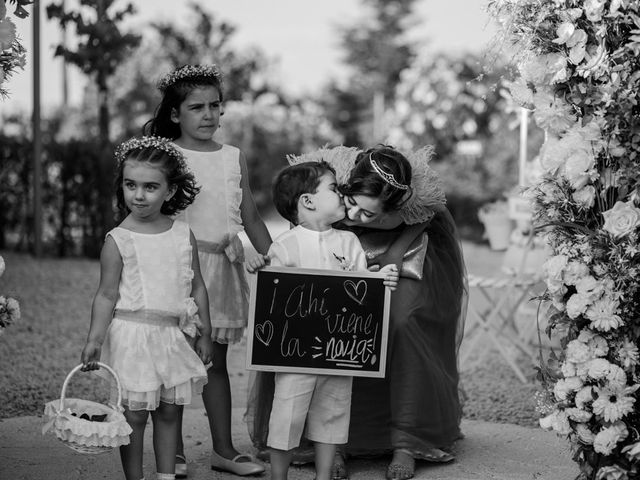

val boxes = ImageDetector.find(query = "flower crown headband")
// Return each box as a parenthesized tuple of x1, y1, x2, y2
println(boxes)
(115, 136, 187, 170)
(369, 153, 409, 190)
(157, 64, 223, 92)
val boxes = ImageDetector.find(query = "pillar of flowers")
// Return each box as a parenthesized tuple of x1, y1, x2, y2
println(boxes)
(0, 0, 31, 97)
(489, 1, 640, 479)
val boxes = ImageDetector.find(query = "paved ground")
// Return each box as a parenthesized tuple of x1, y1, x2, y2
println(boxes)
(1, 408, 578, 480)
(0, 228, 579, 480)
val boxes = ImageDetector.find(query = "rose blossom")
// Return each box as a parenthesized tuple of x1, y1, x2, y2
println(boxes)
(584, 0, 606, 21)
(566, 339, 592, 363)
(606, 365, 628, 390)
(593, 422, 628, 455)
(602, 201, 640, 238)
(622, 441, 640, 461)
(575, 424, 595, 444)
(572, 185, 596, 208)
(575, 386, 594, 409)
(595, 465, 629, 480)
(617, 339, 639, 369)
(563, 260, 590, 285)
(566, 407, 592, 423)
(588, 358, 611, 380)
(544, 255, 568, 281)
(553, 376, 583, 401)
(564, 149, 595, 185)
(575, 275, 599, 298)
(566, 293, 590, 318)
(561, 361, 577, 377)
(539, 410, 571, 434)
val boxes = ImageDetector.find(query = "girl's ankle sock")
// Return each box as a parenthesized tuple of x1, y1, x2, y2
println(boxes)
(156, 474, 176, 480)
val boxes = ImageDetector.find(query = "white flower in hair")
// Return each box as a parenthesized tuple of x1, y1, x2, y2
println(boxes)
(157, 64, 223, 92)
(115, 135, 185, 165)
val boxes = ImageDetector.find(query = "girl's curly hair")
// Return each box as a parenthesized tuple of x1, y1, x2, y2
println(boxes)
(115, 140, 200, 216)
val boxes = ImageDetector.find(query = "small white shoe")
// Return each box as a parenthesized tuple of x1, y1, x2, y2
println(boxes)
(175, 454, 187, 478)
(210, 450, 265, 476)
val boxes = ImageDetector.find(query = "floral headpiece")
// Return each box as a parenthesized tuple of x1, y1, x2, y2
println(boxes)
(115, 136, 186, 168)
(157, 64, 223, 92)
(369, 153, 409, 190)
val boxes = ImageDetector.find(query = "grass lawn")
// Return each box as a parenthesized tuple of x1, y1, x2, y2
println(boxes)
(0, 249, 543, 427)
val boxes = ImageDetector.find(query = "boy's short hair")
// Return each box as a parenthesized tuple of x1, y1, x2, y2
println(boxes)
(272, 160, 336, 225)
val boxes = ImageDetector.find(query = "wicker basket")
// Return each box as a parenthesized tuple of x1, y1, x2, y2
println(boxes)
(42, 362, 132, 455)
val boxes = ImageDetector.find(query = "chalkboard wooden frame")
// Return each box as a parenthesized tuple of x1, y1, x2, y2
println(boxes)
(247, 266, 391, 378)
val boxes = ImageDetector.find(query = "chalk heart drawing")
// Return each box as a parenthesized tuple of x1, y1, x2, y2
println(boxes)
(255, 321, 274, 346)
(344, 280, 367, 305)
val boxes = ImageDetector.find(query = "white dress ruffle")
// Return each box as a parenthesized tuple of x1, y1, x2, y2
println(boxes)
(175, 144, 249, 343)
(101, 221, 208, 411)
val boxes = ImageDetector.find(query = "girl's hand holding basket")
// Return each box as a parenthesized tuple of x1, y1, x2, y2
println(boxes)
(42, 362, 132, 455)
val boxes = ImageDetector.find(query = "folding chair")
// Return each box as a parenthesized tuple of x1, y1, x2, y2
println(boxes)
(460, 230, 547, 383)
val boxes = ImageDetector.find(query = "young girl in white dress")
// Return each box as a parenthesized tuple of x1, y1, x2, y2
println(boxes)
(81, 136, 214, 480)
(145, 64, 271, 477)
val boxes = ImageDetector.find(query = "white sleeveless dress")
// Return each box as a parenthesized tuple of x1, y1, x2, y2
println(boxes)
(175, 144, 249, 344)
(100, 221, 208, 411)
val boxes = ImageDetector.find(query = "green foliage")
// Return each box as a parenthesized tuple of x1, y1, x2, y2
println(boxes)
(216, 96, 340, 210)
(109, 2, 272, 140)
(0, 0, 31, 98)
(388, 52, 544, 199)
(46, 0, 140, 90)
(327, 0, 418, 145)
(338, 0, 418, 99)
(46, 0, 141, 240)
(0, 121, 106, 256)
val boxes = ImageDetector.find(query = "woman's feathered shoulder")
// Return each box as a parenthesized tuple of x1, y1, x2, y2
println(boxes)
(286, 145, 361, 185)
(402, 146, 446, 225)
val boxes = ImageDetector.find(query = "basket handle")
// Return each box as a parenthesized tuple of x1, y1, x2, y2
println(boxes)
(59, 362, 123, 412)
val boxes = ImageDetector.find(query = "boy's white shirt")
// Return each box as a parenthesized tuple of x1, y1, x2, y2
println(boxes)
(268, 225, 368, 272)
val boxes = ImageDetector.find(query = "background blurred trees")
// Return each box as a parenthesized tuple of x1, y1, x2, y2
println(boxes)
(0, 0, 539, 256)
(324, 0, 418, 146)
(46, 0, 140, 255)
(386, 52, 544, 237)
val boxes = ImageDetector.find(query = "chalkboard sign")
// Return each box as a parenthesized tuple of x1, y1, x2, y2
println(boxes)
(247, 267, 390, 378)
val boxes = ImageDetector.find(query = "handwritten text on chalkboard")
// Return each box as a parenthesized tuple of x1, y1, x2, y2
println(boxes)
(247, 267, 390, 377)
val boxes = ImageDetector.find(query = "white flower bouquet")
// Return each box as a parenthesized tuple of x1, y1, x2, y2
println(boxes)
(0, 0, 31, 98)
(0, 255, 20, 336)
(489, 0, 640, 478)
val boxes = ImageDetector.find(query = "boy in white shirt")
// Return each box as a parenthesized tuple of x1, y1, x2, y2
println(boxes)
(247, 161, 398, 480)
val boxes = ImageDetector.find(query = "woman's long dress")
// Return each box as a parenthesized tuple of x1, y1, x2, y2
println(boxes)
(246, 209, 467, 459)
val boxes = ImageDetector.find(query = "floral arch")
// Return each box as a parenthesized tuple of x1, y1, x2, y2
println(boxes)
(489, 0, 640, 478)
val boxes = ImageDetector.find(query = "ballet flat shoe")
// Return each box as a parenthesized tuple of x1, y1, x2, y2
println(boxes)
(210, 450, 265, 476)
(175, 454, 187, 478)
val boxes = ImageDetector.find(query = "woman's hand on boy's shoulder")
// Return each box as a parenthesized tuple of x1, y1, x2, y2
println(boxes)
(378, 264, 399, 291)
(245, 254, 270, 274)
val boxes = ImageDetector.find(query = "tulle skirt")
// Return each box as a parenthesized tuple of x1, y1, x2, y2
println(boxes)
(100, 317, 208, 411)
(199, 250, 249, 344)
(246, 210, 467, 458)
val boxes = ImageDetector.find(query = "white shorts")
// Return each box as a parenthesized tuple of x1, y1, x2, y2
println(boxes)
(267, 372, 353, 451)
